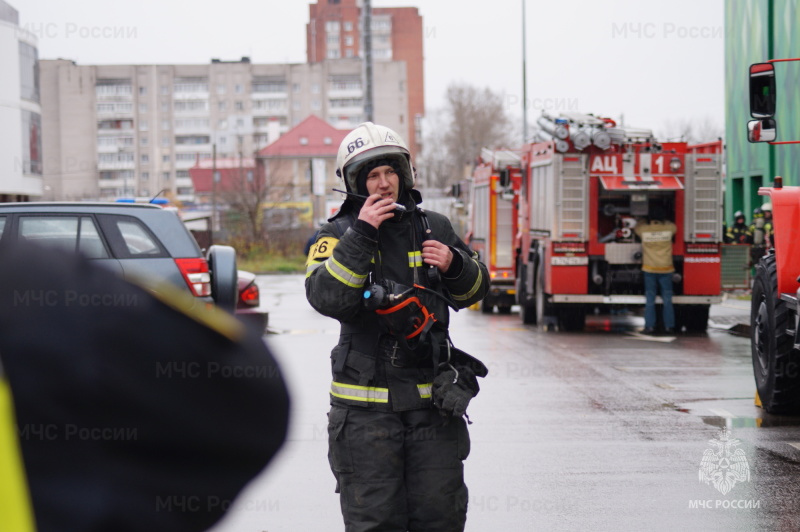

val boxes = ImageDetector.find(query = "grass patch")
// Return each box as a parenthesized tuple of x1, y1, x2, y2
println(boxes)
(238, 251, 307, 274)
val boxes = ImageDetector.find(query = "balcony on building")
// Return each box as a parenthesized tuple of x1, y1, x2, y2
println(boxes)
(328, 75, 363, 99)
(251, 77, 288, 100)
(95, 80, 133, 101)
(173, 78, 210, 101)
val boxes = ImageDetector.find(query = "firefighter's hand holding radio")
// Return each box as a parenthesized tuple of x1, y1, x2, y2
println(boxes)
(305, 122, 490, 532)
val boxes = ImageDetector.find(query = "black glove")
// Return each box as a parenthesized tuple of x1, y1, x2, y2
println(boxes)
(432, 366, 479, 418)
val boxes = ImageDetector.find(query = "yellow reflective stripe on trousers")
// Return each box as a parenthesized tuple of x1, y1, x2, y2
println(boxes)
(0, 377, 36, 532)
(408, 251, 423, 268)
(417, 383, 433, 399)
(451, 260, 484, 301)
(330, 382, 389, 403)
(325, 257, 367, 288)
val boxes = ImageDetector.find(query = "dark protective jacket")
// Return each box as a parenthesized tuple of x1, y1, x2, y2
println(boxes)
(305, 192, 489, 412)
(724, 222, 751, 245)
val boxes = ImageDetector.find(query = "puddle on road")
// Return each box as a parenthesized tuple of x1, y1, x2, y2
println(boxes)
(669, 401, 800, 429)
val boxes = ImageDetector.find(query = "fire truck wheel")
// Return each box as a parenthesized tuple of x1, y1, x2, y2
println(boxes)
(751, 253, 800, 414)
(481, 300, 494, 314)
(497, 305, 512, 315)
(676, 305, 710, 332)
(518, 264, 537, 325)
(534, 263, 555, 326)
(558, 307, 586, 332)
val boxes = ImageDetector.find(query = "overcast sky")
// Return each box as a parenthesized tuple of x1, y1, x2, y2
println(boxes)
(17, 0, 724, 138)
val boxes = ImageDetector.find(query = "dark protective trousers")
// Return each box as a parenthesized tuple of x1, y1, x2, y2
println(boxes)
(327, 405, 470, 532)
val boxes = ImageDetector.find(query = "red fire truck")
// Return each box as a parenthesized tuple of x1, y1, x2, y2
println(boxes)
(514, 113, 725, 330)
(467, 149, 522, 313)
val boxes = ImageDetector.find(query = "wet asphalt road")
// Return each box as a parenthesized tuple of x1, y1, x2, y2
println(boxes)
(211, 275, 800, 532)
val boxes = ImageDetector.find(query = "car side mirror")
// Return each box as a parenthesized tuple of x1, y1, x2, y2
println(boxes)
(748, 118, 777, 143)
(749, 62, 776, 118)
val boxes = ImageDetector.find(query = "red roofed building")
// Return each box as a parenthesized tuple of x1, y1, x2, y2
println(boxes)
(189, 157, 259, 198)
(258, 114, 350, 223)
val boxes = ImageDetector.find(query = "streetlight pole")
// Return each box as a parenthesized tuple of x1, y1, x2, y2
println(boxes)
(522, 0, 528, 142)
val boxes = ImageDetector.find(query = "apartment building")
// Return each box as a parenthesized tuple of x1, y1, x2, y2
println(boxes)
(40, 57, 407, 203)
(0, 0, 42, 201)
(307, 0, 424, 159)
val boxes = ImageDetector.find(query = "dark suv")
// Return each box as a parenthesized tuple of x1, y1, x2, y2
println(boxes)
(0, 202, 239, 311)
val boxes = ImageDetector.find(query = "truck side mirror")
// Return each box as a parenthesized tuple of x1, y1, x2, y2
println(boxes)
(499, 169, 511, 189)
(749, 62, 776, 118)
(747, 118, 777, 143)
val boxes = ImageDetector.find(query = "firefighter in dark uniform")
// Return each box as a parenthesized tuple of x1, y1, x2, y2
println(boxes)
(724, 210, 750, 244)
(305, 122, 489, 531)
(748, 207, 772, 266)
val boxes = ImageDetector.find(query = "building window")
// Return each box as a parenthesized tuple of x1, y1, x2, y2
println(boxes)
(161, 120, 170, 130)
(312, 100, 321, 110)
(235, 84, 243, 94)
(235, 101, 244, 111)
(173, 100, 208, 112)
(217, 84, 226, 94)
(139, 103, 147, 113)
(162, 155, 170, 163)
(345, 49, 354, 58)
(21, 110, 42, 175)
(161, 137, 171, 147)
(176, 170, 190, 178)
(252, 78, 287, 93)
(327, 49, 341, 59)
(140, 137, 148, 146)
(343, 21, 353, 31)
(139, 86, 147, 95)
(292, 83, 300, 93)
(141, 172, 149, 180)
(175, 135, 210, 145)
(162, 172, 171, 180)
(344, 35, 354, 46)
(19, 42, 40, 103)
(161, 102, 170, 112)
(160, 85, 169, 95)
(299, 136, 308, 145)
(218, 101, 227, 111)
(218, 119, 228, 129)
(174, 77, 209, 93)
(312, 83, 320, 94)
(141, 154, 149, 163)
(139, 120, 149, 131)
(326, 21, 340, 33)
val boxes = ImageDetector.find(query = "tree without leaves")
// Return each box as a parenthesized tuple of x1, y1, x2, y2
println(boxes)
(418, 83, 514, 190)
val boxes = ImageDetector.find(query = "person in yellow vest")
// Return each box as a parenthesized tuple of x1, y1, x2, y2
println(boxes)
(634, 204, 678, 335)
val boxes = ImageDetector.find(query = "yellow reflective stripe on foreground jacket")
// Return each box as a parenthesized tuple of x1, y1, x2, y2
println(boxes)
(0, 375, 36, 532)
(325, 257, 368, 289)
(331, 382, 389, 403)
(330, 382, 434, 403)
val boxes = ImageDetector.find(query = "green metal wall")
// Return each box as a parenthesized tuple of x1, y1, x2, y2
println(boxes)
(725, 0, 800, 223)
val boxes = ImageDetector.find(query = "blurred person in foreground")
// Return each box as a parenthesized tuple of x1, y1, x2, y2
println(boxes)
(0, 240, 290, 532)
(305, 122, 490, 531)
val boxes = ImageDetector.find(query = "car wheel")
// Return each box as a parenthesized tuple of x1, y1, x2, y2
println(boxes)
(208, 245, 238, 312)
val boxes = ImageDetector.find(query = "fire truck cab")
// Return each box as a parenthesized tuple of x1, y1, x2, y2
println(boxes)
(515, 113, 724, 331)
